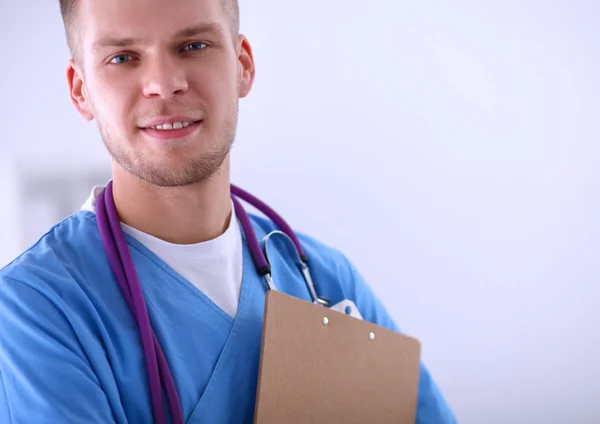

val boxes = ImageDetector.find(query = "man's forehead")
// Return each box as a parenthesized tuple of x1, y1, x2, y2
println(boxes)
(79, 0, 227, 43)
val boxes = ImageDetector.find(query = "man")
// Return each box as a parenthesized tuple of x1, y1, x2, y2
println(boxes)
(0, 0, 457, 422)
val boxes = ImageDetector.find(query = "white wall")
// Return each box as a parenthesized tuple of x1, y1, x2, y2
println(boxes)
(0, 160, 23, 267)
(1, 1, 599, 423)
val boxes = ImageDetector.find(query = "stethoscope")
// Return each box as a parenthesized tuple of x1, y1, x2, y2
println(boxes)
(95, 181, 330, 424)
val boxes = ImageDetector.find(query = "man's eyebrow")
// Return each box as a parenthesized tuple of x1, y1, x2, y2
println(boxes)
(92, 22, 226, 52)
(174, 22, 226, 39)
(92, 37, 138, 52)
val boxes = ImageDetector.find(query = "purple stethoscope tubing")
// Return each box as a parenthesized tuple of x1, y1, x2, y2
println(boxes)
(95, 181, 311, 424)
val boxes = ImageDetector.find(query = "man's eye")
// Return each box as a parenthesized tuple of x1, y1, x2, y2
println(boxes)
(110, 54, 132, 64)
(183, 42, 207, 52)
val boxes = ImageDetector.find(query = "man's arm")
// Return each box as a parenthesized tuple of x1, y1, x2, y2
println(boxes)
(0, 275, 117, 423)
(335, 251, 459, 424)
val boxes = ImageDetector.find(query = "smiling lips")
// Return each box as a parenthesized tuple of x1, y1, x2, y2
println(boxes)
(140, 117, 203, 140)
(150, 120, 195, 130)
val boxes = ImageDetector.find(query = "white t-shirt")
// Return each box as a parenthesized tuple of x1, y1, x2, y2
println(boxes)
(81, 186, 243, 318)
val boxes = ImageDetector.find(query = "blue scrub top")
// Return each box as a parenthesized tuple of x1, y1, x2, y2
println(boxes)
(0, 211, 457, 423)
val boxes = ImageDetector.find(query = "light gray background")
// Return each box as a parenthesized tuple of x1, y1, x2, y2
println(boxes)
(1, 1, 599, 423)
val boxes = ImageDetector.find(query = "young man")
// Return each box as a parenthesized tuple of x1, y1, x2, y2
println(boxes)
(0, 0, 457, 422)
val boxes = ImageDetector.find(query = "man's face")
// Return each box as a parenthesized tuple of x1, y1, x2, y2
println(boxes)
(68, 0, 254, 187)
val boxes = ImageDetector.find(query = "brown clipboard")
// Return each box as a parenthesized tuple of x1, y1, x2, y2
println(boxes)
(254, 290, 422, 424)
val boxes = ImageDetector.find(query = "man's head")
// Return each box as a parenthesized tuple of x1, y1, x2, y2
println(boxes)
(62, 0, 255, 187)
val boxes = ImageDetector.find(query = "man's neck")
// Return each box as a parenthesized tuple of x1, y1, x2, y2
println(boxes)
(110, 162, 232, 245)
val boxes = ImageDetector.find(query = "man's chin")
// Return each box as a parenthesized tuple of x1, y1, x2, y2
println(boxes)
(127, 153, 229, 188)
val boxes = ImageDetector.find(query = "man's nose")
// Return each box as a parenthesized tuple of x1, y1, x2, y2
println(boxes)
(142, 57, 189, 99)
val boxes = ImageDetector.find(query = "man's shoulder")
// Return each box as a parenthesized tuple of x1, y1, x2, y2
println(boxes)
(247, 213, 365, 300)
(0, 211, 100, 290)
(247, 213, 348, 266)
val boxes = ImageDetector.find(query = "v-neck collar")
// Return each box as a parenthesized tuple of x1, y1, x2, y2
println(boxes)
(183, 222, 270, 422)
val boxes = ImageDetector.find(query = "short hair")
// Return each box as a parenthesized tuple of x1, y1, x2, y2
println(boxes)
(59, 0, 240, 62)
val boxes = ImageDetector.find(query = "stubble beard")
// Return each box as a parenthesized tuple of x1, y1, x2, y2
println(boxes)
(98, 107, 238, 188)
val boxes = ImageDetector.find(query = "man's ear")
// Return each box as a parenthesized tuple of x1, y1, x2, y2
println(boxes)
(237, 35, 256, 99)
(67, 59, 94, 121)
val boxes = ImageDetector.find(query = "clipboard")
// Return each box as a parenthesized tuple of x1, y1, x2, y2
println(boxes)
(254, 290, 422, 424)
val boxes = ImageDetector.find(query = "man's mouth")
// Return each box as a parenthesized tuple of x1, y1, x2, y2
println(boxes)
(143, 120, 202, 131)
(139, 118, 203, 140)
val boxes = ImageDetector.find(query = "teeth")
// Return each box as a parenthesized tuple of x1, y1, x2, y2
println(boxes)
(150, 121, 194, 130)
